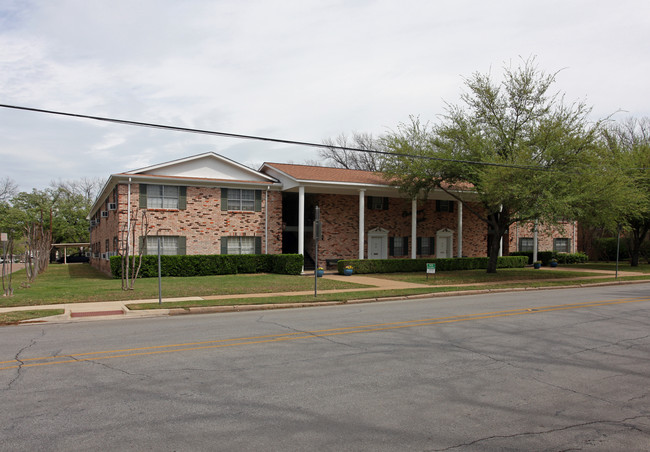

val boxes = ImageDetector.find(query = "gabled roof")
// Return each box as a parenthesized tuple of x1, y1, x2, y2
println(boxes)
(89, 152, 279, 217)
(125, 152, 276, 183)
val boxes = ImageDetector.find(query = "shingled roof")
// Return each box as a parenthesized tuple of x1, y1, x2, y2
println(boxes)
(262, 163, 390, 186)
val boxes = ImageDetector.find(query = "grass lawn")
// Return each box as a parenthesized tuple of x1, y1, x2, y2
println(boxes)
(365, 267, 606, 285)
(4, 262, 650, 310)
(0, 309, 64, 325)
(0, 263, 368, 307)
(128, 274, 650, 310)
(567, 262, 650, 273)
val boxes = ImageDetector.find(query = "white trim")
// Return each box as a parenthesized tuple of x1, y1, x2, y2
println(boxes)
(368, 228, 389, 260)
(359, 189, 365, 259)
(436, 228, 454, 259)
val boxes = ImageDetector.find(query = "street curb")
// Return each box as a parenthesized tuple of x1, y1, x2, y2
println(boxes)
(13, 277, 650, 324)
(143, 278, 650, 318)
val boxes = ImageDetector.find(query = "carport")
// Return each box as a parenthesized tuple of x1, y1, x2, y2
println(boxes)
(52, 243, 90, 264)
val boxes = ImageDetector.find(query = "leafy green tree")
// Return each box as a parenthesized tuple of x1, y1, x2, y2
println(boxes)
(382, 59, 605, 273)
(600, 118, 650, 266)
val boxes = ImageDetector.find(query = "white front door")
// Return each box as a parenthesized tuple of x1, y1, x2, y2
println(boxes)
(437, 237, 449, 258)
(369, 234, 387, 259)
(436, 229, 454, 259)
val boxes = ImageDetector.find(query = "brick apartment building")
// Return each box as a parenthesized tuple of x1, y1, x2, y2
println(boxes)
(88, 152, 577, 275)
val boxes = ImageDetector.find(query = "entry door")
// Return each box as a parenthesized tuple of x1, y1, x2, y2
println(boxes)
(437, 237, 449, 258)
(436, 230, 453, 259)
(369, 235, 387, 259)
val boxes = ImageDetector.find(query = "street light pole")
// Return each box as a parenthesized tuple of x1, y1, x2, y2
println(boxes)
(157, 228, 171, 305)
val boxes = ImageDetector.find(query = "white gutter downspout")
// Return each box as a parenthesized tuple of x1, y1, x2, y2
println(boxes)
(359, 189, 365, 259)
(457, 201, 463, 257)
(127, 177, 132, 255)
(411, 198, 417, 259)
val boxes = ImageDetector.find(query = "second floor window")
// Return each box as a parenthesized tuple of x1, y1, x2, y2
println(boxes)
(227, 189, 255, 211)
(222, 188, 261, 212)
(147, 185, 179, 209)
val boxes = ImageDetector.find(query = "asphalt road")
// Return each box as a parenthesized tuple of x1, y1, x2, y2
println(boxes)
(1, 283, 649, 451)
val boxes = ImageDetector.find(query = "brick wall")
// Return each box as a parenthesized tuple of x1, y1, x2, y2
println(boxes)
(90, 183, 283, 275)
(309, 194, 488, 268)
(508, 221, 579, 253)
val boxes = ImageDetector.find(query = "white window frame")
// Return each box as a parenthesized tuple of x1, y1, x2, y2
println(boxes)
(147, 185, 179, 210)
(146, 236, 179, 255)
(226, 236, 256, 255)
(227, 189, 255, 211)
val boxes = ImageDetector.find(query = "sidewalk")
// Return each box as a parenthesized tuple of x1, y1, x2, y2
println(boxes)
(4, 268, 649, 325)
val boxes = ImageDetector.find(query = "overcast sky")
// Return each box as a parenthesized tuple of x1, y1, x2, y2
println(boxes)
(2, 0, 649, 192)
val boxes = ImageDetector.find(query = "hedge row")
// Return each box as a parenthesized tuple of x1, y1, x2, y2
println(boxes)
(509, 251, 588, 265)
(337, 256, 527, 274)
(110, 254, 303, 278)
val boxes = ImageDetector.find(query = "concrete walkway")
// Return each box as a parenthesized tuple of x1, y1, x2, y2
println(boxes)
(3, 268, 649, 325)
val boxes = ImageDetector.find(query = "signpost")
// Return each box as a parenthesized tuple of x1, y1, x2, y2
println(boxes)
(426, 263, 436, 280)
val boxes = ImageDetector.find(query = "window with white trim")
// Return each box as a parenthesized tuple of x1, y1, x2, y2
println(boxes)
(147, 185, 179, 209)
(227, 189, 256, 211)
(146, 236, 179, 255)
(226, 236, 256, 255)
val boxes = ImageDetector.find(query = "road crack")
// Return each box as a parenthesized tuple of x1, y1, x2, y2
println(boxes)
(429, 415, 650, 451)
(5, 329, 45, 390)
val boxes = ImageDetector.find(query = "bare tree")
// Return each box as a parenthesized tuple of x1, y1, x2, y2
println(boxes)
(24, 220, 52, 283)
(51, 177, 104, 204)
(319, 132, 385, 171)
(117, 209, 149, 290)
(0, 176, 18, 203)
(1, 237, 14, 296)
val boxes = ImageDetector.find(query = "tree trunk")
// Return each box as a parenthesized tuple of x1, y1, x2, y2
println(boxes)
(486, 212, 502, 273)
(487, 230, 501, 273)
(629, 225, 649, 267)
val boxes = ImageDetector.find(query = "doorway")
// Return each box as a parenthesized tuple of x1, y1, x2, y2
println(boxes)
(436, 229, 454, 258)
(367, 228, 388, 259)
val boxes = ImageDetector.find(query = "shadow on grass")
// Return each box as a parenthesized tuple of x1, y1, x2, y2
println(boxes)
(65, 263, 113, 279)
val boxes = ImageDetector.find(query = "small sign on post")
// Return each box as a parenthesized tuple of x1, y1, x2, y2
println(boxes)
(426, 263, 436, 280)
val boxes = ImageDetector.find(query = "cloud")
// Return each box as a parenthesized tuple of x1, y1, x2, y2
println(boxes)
(1, 0, 649, 192)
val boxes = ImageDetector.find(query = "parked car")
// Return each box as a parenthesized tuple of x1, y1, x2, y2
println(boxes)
(56, 254, 90, 264)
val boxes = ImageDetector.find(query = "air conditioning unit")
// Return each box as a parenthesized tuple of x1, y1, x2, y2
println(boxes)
(101, 211, 109, 218)
(108, 203, 117, 211)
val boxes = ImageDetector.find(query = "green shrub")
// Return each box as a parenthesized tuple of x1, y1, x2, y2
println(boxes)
(594, 237, 629, 261)
(336, 256, 527, 274)
(554, 252, 588, 264)
(109, 254, 303, 278)
(508, 251, 588, 265)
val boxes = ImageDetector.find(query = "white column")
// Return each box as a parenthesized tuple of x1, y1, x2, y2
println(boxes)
(457, 201, 463, 257)
(498, 204, 503, 257)
(411, 198, 417, 259)
(533, 220, 539, 263)
(358, 190, 365, 259)
(298, 186, 305, 272)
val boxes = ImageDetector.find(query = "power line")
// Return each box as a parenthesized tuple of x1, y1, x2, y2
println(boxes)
(0, 103, 554, 171)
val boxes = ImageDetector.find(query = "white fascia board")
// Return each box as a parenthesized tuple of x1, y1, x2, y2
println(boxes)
(126, 152, 277, 183)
